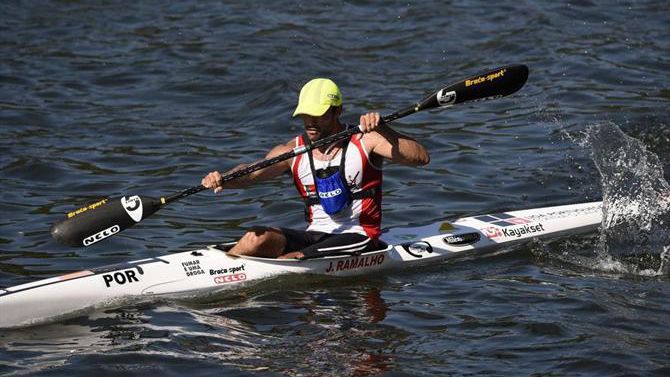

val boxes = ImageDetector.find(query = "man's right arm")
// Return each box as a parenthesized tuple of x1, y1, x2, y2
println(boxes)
(202, 140, 294, 193)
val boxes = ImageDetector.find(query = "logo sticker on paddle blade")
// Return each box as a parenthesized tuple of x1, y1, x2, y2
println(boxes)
(121, 195, 143, 222)
(437, 89, 456, 107)
(83, 224, 121, 246)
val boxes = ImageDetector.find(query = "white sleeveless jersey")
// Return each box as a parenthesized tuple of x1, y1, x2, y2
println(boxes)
(290, 133, 383, 240)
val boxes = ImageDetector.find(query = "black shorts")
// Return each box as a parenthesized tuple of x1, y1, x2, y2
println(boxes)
(280, 228, 378, 259)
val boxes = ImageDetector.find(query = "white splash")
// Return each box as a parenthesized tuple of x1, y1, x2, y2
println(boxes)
(585, 123, 670, 275)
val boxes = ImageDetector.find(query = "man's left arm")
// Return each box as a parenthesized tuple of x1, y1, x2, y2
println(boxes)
(359, 112, 430, 166)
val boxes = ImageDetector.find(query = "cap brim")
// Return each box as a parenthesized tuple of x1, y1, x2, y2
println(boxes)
(292, 103, 330, 117)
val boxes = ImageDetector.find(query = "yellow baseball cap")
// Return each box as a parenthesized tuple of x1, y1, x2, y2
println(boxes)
(292, 78, 342, 117)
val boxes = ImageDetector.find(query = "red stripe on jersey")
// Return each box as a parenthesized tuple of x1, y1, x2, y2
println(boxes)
(291, 135, 312, 223)
(351, 134, 382, 240)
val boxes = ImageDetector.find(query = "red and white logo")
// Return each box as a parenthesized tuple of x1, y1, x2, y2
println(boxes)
(213, 273, 246, 284)
(482, 227, 503, 239)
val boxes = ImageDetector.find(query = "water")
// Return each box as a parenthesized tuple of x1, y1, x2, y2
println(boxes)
(1, 0, 669, 375)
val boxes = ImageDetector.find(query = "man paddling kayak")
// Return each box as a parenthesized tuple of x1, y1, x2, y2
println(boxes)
(202, 78, 430, 259)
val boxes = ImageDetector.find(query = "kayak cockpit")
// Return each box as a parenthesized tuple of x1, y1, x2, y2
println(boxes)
(210, 241, 391, 261)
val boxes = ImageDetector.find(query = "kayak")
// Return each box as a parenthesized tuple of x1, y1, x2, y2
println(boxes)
(0, 201, 602, 328)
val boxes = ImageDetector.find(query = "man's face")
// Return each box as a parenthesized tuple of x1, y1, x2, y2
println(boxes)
(301, 107, 341, 142)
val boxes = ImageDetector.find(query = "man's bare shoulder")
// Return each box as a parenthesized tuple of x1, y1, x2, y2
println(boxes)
(279, 137, 298, 152)
(283, 137, 298, 149)
(266, 137, 299, 158)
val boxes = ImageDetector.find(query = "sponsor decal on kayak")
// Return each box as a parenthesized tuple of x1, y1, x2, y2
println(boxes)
(214, 273, 247, 284)
(102, 268, 143, 288)
(526, 204, 602, 222)
(83, 224, 121, 246)
(482, 226, 503, 239)
(475, 212, 546, 239)
(502, 223, 545, 238)
(465, 68, 506, 87)
(325, 254, 385, 273)
(121, 195, 143, 222)
(443, 232, 480, 246)
(401, 241, 433, 258)
(209, 264, 245, 276)
(67, 198, 108, 218)
(483, 223, 546, 239)
(181, 259, 205, 277)
(474, 212, 530, 227)
(211, 264, 247, 284)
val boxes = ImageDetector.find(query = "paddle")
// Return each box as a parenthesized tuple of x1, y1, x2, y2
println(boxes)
(51, 64, 529, 247)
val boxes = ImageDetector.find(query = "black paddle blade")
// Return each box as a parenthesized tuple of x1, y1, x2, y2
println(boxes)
(416, 64, 529, 111)
(51, 195, 162, 247)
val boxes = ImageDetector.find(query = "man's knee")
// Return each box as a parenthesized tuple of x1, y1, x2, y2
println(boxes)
(242, 227, 281, 245)
(235, 227, 285, 252)
(227, 227, 285, 258)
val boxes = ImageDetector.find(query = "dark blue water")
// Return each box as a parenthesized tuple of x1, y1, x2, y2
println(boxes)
(1, 1, 669, 376)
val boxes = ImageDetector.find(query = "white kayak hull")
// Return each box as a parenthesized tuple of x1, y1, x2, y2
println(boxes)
(0, 201, 602, 328)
